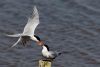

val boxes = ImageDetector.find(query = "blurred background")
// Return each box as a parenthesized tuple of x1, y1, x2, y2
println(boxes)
(0, 0, 100, 67)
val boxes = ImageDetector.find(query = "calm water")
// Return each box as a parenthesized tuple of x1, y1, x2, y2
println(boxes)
(0, 0, 100, 67)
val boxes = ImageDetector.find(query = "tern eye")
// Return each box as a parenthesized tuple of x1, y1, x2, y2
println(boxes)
(34, 35, 40, 41)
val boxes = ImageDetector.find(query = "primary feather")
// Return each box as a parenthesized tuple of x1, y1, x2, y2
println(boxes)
(23, 6, 39, 36)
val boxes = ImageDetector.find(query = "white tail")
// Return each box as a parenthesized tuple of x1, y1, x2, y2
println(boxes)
(11, 37, 21, 47)
(6, 34, 21, 37)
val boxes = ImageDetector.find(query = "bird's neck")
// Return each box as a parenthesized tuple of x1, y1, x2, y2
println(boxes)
(42, 46, 49, 53)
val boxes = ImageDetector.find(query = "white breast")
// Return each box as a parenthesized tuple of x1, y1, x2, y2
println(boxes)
(42, 46, 50, 58)
(42, 46, 56, 59)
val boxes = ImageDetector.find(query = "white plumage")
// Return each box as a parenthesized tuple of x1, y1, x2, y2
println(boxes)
(42, 45, 61, 59)
(23, 6, 39, 36)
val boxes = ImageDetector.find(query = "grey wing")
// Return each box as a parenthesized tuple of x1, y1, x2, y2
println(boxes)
(6, 34, 21, 37)
(11, 37, 21, 47)
(23, 6, 39, 36)
(49, 51, 57, 58)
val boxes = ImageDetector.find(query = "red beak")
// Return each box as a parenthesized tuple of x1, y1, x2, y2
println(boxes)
(37, 41, 44, 46)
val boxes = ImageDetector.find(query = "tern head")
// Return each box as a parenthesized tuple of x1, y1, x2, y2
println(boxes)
(43, 44, 50, 51)
(34, 35, 44, 46)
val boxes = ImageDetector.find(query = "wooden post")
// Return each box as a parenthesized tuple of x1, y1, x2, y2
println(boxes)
(39, 60, 51, 67)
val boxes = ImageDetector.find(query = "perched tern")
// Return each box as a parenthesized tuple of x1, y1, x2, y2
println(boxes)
(6, 6, 44, 47)
(42, 44, 61, 60)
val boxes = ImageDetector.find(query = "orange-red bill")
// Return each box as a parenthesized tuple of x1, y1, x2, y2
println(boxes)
(37, 41, 44, 46)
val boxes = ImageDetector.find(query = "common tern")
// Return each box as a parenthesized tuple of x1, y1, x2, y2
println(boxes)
(42, 44, 61, 60)
(6, 6, 44, 47)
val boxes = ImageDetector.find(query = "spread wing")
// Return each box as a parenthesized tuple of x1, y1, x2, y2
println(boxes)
(23, 6, 39, 36)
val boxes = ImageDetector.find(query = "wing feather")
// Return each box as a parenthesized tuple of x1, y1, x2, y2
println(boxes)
(23, 6, 39, 36)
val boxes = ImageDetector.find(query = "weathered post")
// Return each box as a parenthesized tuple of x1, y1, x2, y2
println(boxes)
(39, 60, 51, 67)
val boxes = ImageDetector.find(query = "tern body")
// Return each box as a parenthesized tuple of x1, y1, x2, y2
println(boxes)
(42, 45, 61, 60)
(6, 6, 43, 47)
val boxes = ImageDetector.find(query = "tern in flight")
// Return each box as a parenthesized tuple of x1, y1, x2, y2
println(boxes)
(6, 6, 44, 47)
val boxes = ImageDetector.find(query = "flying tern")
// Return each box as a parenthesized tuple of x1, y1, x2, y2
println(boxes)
(7, 6, 44, 47)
